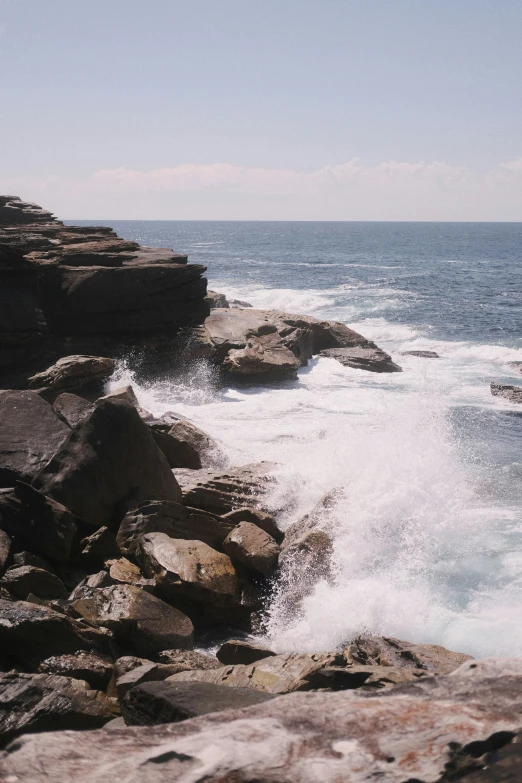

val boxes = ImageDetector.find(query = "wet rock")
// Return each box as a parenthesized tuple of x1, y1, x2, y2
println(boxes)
(205, 290, 229, 308)
(27, 355, 115, 393)
(0, 671, 113, 746)
(0, 565, 68, 600)
(117, 500, 234, 558)
(70, 583, 194, 657)
(0, 390, 69, 486)
(0, 531, 10, 576)
(345, 634, 473, 675)
(168, 652, 342, 694)
(35, 399, 182, 528)
(176, 462, 275, 515)
(53, 392, 94, 428)
(220, 506, 284, 543)
(216, 639, 276, 665)
(149, 412, 227, 469)
(223, 522, 280, 575)
(156, 649, 221, 671)
(37, 652, 114, 691)
(122, 680, 275, 726)
(0, 483, 77, 562)
(319, 346, 402, 373)
(491, 382, 522, 403)
(402, 350, 440, 358)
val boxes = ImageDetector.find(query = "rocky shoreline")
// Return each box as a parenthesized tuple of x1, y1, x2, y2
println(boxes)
(1, 197, 521, 781)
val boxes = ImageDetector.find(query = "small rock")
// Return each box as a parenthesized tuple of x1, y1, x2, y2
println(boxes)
(507, 360, 522, 374)
(205, 290, 229, 309)
(345, 634, 473, 675)
(0, 565, 68, 600)
(97, 385, 153, 420)
(80, 526, 121, 564)
(149, 414, 227, 470)
(216, 639, 276, 665)
(223, 522, 280, 575)
(401, 350, 440, 358)
(106, 557, 155, 592)
(115, 662, 186, 700)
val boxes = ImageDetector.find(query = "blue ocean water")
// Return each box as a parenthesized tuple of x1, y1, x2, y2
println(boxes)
(71, 220, 522, 657)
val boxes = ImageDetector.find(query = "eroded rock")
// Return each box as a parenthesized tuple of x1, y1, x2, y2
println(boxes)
(345, 634, 473, 675)
(176, 462, 275, 515)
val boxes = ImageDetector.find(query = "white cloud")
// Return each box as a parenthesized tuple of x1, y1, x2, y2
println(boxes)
(1, 158, 522, 220)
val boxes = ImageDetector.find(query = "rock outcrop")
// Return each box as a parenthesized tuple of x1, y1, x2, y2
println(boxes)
(176, 462, 275, 515)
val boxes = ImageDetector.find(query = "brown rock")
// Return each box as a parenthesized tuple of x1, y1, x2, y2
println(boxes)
(220, 506, 284, 543)
(106, 557, 155, 592)
(149, 414, 227, 470)
(27, 355, 115, 393)
(156, 649, 221, 671)
(319, 346, 402, 373)
(80, 526, 120, 564)
(38, 652, 114, 691)
(97, 384, 153, 420)
(53, 392, 94, 428)
(115, 662, 188, 700)
(216, 639, 276, 665)
(345, 634, 473, 675)
(176, 462, 275, 515)
(0, 565, 68, 600)
(223, 522, 280, 575)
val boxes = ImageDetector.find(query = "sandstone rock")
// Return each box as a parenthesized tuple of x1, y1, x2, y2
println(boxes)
(176, 462, 275, 515)
(0, 483, 77, 562)
(345, 634, 473, 675)
(27, 355, 115, 393)
(224, 340, 302, 381)
(70, 583, 194, 657)
(117, 500, 234, 558)
(122, 680, 274, 726)
(5, 658, 522, 782)
(223, 522, 280, 575)
(221, 506, 284, 543)
(53, 392, 94, 427)
(0, 565, 68, 600)
(491, 382, 522, 403)
(0, 671, 113, 747)
(37, 652, 114, 691)
(35, 399, 182, 528)
(168, 652, 342, 694)
(401, 350, 440, 358)
(0, 530, 10, 576)
(319, 346, 402, 373)
(156, 649, 221, 670)
(205, 290, 229, 308)
(0, 390, 69, 486)
(11, 550, 55, 571)
(148, 412, 227, 469)
(216, 639, 276, 665)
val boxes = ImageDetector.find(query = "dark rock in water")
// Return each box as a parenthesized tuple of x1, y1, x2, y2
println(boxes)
(205, 290, 229, 309)
(0, 483, 77, 562)
(53, 392, 94, 428)
(27, 355, 115, 394)
(0, 390, 69, 486)
(156, 649, 220, 671)
(175, 462, 275, 515)
(37, 652, 114, 691)
(0, 565, 68, 600)
(4, 659, 522, 782)
(121, 680, 275, 726)
(491, 382, 522, 403)
(70, 583, 194, 656)
(319, 346, 402, 373)
(149, 414, 227, 470)
(0, 531, 10, 577)
(216, 639, 276, 665)
(507, 360, 522, 374)
(117, 500, 234, 558)
(223, 521, 280, 575)
(0, 671, 113, 747)
(401, 350, 440, 358)
(221, 506, 283, 543)
(35, 399, 182, 528)
(345, 634, 473, 675)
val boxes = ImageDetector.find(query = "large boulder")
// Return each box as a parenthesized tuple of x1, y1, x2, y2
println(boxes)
(27, 355, 115, 393)
(7, 658, 522, 782)
(176, 463, 275, 515)
(223, 522, 280, 575)
(121, 680, 274, 726)
(117, 500, 235, 558)
(0, 483, 77, 562)
(35, 399, 182, 528)
(491, 382, 522, 403)
(0, 672, 113, 747)
(0, 390, 69, 486)
(70, 583, 194, 657)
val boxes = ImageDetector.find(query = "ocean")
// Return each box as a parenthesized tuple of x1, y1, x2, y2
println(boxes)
(69, 220, 522, 658)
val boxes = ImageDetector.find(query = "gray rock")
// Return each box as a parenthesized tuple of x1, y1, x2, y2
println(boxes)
(216, 639, 276, 665)
(70, 583, 194, 657)
(205, 290, 229, 309)
(507, 360, 522, 374)
(53, 393, 94, 428)
(176, 462, 275, 515)
(223, 522, 280, 575)
(319, 346, 402, 373)
(491, 382, 522, 403)
(35, 399, 182, 528)
(27, 355, 115, 393)
(121, 680, 275, 726)
(4, 658, 522, 782)
(0, 390, 69, 486)
(37, 652, 114, 691)
(0, 565, 68, 600)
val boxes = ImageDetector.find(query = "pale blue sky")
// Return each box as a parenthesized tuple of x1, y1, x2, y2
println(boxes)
(1, 0, 521, 219)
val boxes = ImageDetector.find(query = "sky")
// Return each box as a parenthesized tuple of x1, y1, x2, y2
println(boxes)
(1, 0, 522, 220)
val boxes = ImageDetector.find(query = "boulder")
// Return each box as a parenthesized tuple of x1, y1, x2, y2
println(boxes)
(37, 652, 114, 691)
(0, 598, 111, 669)
(122, 680, 274, 726)
(308, 665, 421, 690)
(319, 346, 402, 373)
(345, 634, 473, 675)
(176, 462, 275, 515)
(0, 483, 77, 562)
(0, 671, 113, 747)
(97, 385, 153, 420)
(221, 506, 284, 543)
(491, 382, 522, 403)
(53, 392, 94, 428)
(79, 526, 120, 565)
(35, 399, 182, 528)
(0, 530, 10, 576)
(224, 340, 302, 381)
(0, 565, 68, 600)
(168, 652, 342, 695)
(149, 414, 227, 469)
(70, 583, 194, 656)
(223, 522, 280, 575)
(401, 350, 440, 358)
(216, 639, 276, 665)
(115, 661, 189, 700)
(4, 659, 522, 782)
(117, 500, 235, 558)
(27, 355, 115, 393)
(0, 390, 69, 486)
